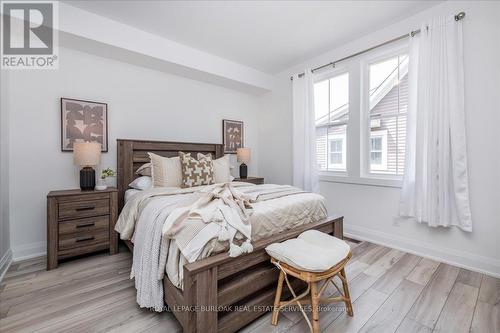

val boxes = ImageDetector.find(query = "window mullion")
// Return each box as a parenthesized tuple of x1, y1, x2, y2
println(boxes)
(327, 78, 331, 171)
(347, 62, 361, 178)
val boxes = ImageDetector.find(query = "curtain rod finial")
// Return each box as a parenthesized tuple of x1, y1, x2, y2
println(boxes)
(455, 12, 465, 21)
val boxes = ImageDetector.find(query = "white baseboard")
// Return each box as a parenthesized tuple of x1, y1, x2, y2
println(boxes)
(345, 224, 500, 279)
(12, 242, 46, 262)
(0, 249, 13, 283)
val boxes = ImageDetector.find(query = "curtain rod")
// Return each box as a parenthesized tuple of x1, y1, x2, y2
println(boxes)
(290, 11, 466, 80)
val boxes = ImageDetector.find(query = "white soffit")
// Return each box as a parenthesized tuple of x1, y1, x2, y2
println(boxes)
(57, 2, 273, 94)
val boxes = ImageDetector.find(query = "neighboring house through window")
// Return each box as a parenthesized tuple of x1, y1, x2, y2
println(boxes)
(314, 71, 349, 172)
(367, 52, 408, 175)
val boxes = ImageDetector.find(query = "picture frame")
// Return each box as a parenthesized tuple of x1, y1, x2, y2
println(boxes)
(61, 98, 108, 152)
(222, 119, 244, 154)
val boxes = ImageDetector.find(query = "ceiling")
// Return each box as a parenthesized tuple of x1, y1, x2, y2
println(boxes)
(67, 1, 439, 74)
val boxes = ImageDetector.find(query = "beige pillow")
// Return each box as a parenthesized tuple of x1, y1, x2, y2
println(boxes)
(179, 152, 214, 188)
(148, 153, 182, 188)
(135, 162, 152, 176)
(197, 153, 231, 183)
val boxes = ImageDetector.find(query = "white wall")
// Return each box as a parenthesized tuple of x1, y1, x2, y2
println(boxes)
(0, 70, 12, 279)
(259, 1, 500, 277)
(6, 47, 262, 260)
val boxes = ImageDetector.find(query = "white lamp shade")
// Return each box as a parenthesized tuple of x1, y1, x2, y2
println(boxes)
(237, 148, 251, 164)
(73, 142, 101, 166)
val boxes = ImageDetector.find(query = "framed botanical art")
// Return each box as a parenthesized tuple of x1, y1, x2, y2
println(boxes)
(61, 98, 108, 152)
(222, 119, 244, 154)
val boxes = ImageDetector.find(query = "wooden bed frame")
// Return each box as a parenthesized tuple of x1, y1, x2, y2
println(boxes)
(117, 139, 344, 333)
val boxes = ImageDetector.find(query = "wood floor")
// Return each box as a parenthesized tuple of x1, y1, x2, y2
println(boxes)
(1, 241, 498, 333)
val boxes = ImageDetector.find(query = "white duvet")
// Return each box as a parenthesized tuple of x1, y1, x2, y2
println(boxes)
(115, 182, 327, 311)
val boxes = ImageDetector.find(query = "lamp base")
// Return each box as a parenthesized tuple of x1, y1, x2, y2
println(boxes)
(80, 167, 96, 191)
(239, 163, 248, 179)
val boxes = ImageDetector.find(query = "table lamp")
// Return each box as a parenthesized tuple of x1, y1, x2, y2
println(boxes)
(237, 148, 250, 179)
(73, 142, 101, 191)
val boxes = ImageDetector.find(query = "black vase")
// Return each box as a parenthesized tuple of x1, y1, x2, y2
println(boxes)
(80, 167, 96, 191)
(239, 163, 248, 179)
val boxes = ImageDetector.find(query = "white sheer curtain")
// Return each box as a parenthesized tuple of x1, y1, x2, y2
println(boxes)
(400, 16, 472, 231)
(292, 69, 319, 193)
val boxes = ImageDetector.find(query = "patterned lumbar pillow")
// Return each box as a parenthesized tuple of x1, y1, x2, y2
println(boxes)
(179, 152, 215, 188)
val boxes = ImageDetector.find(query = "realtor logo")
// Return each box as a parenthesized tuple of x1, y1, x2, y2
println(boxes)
(1, 1, 59, 69)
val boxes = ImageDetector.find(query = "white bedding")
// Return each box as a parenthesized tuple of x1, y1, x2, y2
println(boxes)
(116, 182, 327, 310)
(125, 189, 142, 203)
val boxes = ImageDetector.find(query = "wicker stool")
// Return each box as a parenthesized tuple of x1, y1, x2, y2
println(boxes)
(265, 230, 353, 333)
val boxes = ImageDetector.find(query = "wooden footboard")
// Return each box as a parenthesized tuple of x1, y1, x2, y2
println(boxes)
(159, 215, 343, 333)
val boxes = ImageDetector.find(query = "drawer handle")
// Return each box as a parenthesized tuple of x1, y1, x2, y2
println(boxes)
(76, 236, 95, 242)
(75, 206, 95, 211)
(76, 222, 95, 228)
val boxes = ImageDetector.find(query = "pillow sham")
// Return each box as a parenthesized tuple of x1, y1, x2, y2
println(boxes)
(128, 176, 152, 190)
(148, 153, 182, 188)
(179, 152, 214, 188)
(135, 162, 151, 176)
(197, 153, 232, 183)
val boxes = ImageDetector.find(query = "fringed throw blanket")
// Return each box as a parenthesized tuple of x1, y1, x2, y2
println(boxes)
(115, 183, 307, 311)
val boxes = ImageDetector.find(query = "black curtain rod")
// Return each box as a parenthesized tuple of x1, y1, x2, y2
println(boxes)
(290, 11, 466, 80)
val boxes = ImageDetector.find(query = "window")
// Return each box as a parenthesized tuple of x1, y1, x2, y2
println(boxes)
(314, 72, 349, 172)
(328, 135, 346, 170)
(367, 53, 408, 175)
(369, 130, 387, 171)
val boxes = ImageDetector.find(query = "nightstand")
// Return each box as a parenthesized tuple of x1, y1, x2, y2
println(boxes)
(47, 188, 118, 270)
(233, 177, 264, 185)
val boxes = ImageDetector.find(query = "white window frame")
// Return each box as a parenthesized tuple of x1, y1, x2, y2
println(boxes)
(360, 44, 408, 182)
(328, 134, 346, 170)
(369, 130, 387, 171)
(314, 66, 350, 175)
(312, 42, 408, 188)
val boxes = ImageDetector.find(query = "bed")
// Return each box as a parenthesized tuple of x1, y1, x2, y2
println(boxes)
(116, 139, 343, 333)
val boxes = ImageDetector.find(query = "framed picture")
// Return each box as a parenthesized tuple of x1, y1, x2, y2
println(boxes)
(61, 98, 108, 152)
(222, 119, 244, 154)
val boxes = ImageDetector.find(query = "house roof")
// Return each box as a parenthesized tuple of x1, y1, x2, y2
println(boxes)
(315, 55, 408, 128)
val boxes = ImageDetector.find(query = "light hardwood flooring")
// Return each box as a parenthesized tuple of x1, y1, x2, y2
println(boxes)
(0, 241, 498, 333)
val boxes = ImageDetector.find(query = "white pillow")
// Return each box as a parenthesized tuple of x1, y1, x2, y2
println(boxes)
(198, 153, 231, 183)
(148, 152, 182, 187)
(128, 176, 152, 190)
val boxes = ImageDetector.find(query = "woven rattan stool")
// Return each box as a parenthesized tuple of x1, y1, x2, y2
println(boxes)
(266, 231, 353, 333)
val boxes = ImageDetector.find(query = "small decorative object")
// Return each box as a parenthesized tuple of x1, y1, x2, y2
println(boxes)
(222, 119, 244, 154)
(61, 98, 108, 152)
(73, 142, 101, 191)
(237, 148, 250, 179)
(96, 167, 116, 191)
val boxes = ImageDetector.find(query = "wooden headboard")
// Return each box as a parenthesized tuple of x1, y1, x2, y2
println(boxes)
(117, 139, 224, 210)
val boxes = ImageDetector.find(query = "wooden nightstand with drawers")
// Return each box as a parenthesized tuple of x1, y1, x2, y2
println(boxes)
(47, 188, 118, 270)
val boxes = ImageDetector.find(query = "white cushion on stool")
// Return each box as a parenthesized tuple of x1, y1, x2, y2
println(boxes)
(265, 230, 350, 272)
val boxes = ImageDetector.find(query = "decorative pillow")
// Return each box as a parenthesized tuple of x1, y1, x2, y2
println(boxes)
(179, 152, 214, 188)
(148, 153, 182, 188)
(135, 162, 152, 176)
(128, 176, 152, 190)
(197, 153, 231, 183)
